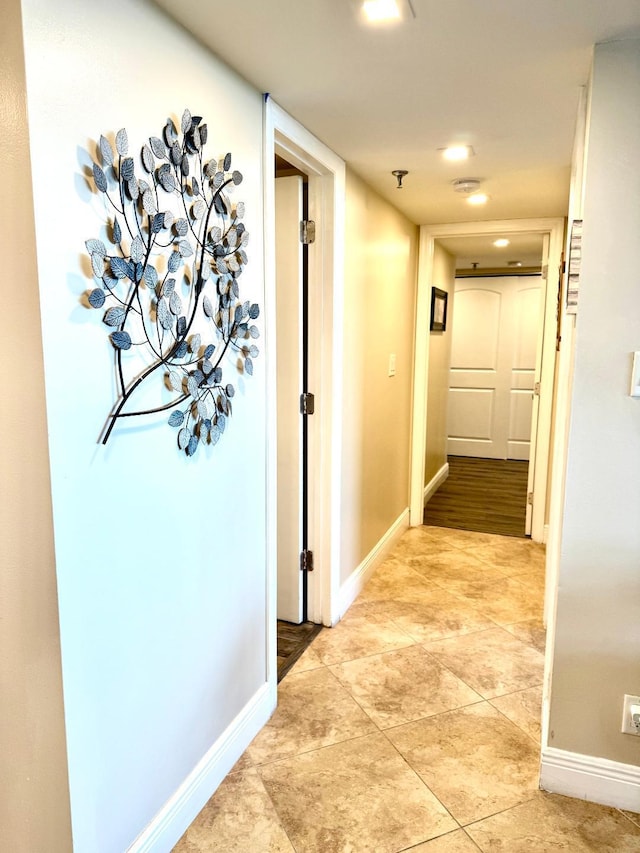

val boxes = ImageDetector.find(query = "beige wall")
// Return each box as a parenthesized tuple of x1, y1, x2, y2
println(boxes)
(340, 170, 418, 580)
(0, 2, 72, 849)
(424, 244, 455, 487)
(548, 40, 640, 767)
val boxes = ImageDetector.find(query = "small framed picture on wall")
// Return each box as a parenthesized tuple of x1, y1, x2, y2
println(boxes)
(430, 287, 448, 332)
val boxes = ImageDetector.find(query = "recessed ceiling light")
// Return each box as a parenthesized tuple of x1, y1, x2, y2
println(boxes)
(507, 260, 523, 267)
(362, 0, 400, 20)
(467, 193, 488, 206)
(358, 0, 415, 23)
(493, 238, 510, 248)
(441, 145, 474, 161)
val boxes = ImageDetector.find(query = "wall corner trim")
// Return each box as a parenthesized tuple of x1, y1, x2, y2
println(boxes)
(336, 509, 410, 624)
(540, 746, 640, 812)
(423, 462, 449, 507)
(127, 682, 276, 853)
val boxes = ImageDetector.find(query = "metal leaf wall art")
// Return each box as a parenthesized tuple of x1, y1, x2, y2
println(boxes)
(84, 110, 259, 457)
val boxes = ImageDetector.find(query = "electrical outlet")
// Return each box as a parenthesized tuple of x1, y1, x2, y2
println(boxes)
(621, 694, 640, 735)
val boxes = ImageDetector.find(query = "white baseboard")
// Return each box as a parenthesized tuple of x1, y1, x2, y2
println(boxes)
(540, 746, 640, 812)
(336, 508, 410, 622)
(127, 681, 276, 853)
(423, 462, 449, 506)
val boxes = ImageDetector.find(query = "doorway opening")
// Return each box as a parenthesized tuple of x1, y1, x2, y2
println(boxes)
(274, 154, 322, 679)
(265, 97, 347, 688)
(424, 234, 546, 538)
(409, 218, 565, 547)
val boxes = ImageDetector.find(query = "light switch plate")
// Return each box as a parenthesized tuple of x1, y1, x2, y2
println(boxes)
(388, 353, 396, 377)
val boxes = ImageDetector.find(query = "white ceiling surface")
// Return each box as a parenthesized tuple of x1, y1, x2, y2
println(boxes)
(439, 234, 544, 270)
(156, 0, 640, 226)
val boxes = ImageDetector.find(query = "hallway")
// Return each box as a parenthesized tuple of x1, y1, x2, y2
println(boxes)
(174, 527, 640, 852)
(424, 456, 529, 538)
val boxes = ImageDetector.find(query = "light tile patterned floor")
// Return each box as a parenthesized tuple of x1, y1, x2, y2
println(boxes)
(174, 526, 640, 853)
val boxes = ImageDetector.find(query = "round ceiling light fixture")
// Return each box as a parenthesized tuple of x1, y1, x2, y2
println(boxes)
(452, 177, 481, 194)
(493, 238, 510, 248)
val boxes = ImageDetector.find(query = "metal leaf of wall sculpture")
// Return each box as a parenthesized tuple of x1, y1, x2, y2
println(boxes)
(84, 109, 259, 457)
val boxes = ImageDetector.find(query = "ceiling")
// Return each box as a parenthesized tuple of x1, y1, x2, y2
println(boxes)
(156, 0, 640, 245)
(439, 233, 544, 271)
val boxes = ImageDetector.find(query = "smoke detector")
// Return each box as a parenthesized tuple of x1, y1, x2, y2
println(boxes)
(452, 178, 481, 194)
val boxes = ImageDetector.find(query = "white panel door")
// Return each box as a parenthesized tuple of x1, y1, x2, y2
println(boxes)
(508, 284, 542, 460)
(275, 177, 303, 623)
(448, 276, 542, 460)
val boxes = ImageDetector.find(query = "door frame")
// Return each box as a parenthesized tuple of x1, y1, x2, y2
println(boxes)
(264, 97, 346, 658)
(409, 217, 565, 543)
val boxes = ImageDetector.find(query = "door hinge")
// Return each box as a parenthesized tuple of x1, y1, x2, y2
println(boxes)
(300, 392, 315, 415)
(542, 264, 549, 280)
(300, 220, 316, 244)
(300, 549, 314, 572)
(533, 381, 541, 396)
(527, 492, 534, 506)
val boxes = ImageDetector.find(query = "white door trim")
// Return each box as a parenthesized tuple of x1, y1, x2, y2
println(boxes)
(264, 97, 346, 637)
(409, 218, 565, 544)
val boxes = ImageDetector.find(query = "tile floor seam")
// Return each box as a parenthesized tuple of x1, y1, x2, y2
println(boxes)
(425, 578, 508, 603)
(478, 676, 545, 700)
(313, 636, 419, 667)
(378, 697, 493, 737)
(253, 727, 384, 769)
(425, 581, 508, 608)
(424, 620, 543, 653)
(460, 788, 541, 828)
(417, 652, 543, 703)
(326, 668, 387, 734)
(416, 617, 505, 643)
(386, 615, 464, 647)
(251, 765, 300, 853)
(379, 726, 464, 836)
(419, 623, 520, 652)
(459, 826, 486, 852)
(416, 645, 487, 705)
(485, 699, 543, 746)
(396, 829, 484, 853)
(460, 792, 541, 829)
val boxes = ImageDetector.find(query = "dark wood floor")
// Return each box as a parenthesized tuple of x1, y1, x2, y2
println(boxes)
(424, 455, 529, 538)
(277, 620, 323, 682)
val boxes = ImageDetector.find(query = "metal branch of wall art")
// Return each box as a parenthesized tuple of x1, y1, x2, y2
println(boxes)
(84, 109, 259, 457)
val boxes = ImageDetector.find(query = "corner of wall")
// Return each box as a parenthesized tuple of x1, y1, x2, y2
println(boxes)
(0, 1, 72, 849)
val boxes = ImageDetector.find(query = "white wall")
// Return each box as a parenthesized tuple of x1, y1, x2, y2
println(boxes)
(0, 2, 72, 850)
(340, 169, 418, 581)
(20, 0, 269, 850)
(548, 39, 640, 768)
